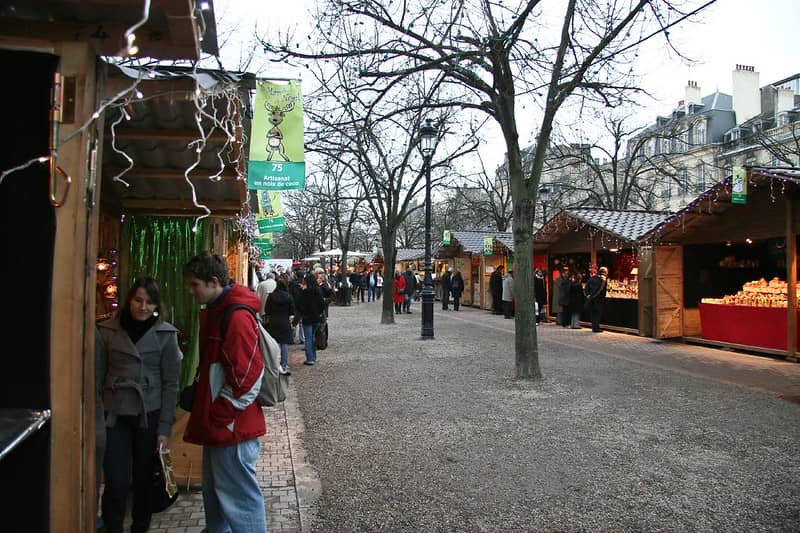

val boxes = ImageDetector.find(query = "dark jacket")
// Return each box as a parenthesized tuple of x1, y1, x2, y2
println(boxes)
(404, 271, 417, 293)
(568, 279, 585, 311)
(96, 317, 182, 437)
(489, 270, 503, 296)
(534, 276, 546, 307)
(183, 284, 266, 448)
(295, 285, 325, 325)
(557, 274, 572, 307)
(585, 274, 607, 303)
(441, 271, 452, 291)
(264, 288, 295, 345)
(450, 273, 464, 298)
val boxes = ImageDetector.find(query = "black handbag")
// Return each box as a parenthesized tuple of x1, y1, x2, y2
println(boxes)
(178, 382, 196, 412)
(150, 448, 178, 513)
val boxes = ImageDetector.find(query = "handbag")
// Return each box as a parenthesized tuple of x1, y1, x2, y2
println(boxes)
(150, 447, 178, 513)
(178, 381, 196, 412)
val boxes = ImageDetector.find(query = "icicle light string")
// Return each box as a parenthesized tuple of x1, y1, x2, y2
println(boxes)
(0, 72, 149, 187)
(120, 0, 152, 56)
(108, 106, 133, 186)
(187, 66, 212, 232)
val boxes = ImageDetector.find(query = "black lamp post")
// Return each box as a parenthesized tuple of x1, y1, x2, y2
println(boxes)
(419, 118, 438, 339)
(539, 185, 551, 225)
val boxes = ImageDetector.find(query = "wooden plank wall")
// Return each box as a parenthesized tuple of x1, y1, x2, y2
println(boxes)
(654, 245, 684, 338)
(49, 42, 100, 533)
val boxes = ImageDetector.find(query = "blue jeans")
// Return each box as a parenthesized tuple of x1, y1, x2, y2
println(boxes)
(403, 293, 411, 312)
(367, 286, 375, 301)
(303, 322, 319, 364)
(201, 438, 266, 533)
(280, 343, 289, 368)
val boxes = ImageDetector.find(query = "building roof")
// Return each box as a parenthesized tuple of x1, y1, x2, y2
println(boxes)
(395, 248, 426, 261)
(534, 208, 672, 250)
(448, 231, 514, 254)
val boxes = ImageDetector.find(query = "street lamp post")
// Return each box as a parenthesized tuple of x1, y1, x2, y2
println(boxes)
(539, 185, 551, 225)
(419, 118, 438, 339)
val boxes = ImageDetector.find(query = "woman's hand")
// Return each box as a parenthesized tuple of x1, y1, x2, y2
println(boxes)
(157, 434, 170, 451)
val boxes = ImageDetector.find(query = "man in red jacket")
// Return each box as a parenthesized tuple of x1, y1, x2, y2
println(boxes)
(183, 251, 267, 532)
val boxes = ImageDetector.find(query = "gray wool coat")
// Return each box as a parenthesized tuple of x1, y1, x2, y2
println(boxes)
(95, 317, 182, 437)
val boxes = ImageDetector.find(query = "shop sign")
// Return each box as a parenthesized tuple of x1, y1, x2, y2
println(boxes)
(483, 236, 493, 256)
(256, 191, 286, 233)
(732, 166, 747, 205)
(248, 80, 305, 190)
(443, 230, 451, 246)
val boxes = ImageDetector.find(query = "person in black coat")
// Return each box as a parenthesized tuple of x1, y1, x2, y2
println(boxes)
(557, 266, 572, 327)
(584, 266, 608, 332)
(403, 268, 417, 313)
(450, 270, 465, 311)
(533, 269, 546, 323)
(568, 272, 585, 329)
(441, 268, 452, 310)
(264, 279, 295, 371)
(294, 274, 326, 365)
(489, 265, 504, 314)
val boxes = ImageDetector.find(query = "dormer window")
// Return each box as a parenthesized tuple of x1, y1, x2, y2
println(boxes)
(692, 119, 706, 145)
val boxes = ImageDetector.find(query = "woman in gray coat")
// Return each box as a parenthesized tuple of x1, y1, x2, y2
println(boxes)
(96, 277, 182, 533)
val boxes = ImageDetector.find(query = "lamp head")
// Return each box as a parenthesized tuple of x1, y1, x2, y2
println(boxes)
(420, 118, 438, 157)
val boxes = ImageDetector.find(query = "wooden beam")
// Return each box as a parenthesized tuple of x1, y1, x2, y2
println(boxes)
(121, 198, 244, 213)
(111, 127, 231, 142)
(105, 167, 241, 180)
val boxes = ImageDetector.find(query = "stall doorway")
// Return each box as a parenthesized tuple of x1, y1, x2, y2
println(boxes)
(0, 48, 58, 532)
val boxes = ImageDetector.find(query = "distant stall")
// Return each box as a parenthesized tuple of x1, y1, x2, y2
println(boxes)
(534, 209, 670, 333)
(436, 231, 514, 309)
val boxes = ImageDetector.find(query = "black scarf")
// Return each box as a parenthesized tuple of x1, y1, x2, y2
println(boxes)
(120, 308, 158, 344)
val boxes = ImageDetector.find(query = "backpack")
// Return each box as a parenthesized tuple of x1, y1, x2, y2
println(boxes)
(315, 319, 329, 350)
(221, 304, 288, 407)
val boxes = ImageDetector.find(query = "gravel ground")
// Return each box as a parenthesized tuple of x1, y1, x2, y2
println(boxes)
(286, 301, 800, 532)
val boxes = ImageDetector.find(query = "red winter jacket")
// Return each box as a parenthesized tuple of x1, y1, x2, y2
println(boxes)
(184, 284, 267, 447)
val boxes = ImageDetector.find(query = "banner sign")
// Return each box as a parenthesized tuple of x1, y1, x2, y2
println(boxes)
(443, 230, 451, 246)
(731, 166, 747, 205)
(248, 80, 305, 190)
(256, 191, 286, 233)
(263, 259, 293, 275)
(254, 235, 273, 253)
(483, 237, 493, 256)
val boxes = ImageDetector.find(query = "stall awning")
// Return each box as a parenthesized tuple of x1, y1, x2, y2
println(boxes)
(439, 231, 514, 257)
(534, 209, 672, 251)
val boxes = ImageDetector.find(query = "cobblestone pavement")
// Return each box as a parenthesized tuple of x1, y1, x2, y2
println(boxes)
(147, 301, 800, 532)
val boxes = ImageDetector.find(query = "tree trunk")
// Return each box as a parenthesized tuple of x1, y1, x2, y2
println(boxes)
(381, 235, 397, 324)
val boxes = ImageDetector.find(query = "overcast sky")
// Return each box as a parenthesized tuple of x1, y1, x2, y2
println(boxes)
(214, 0, 798, 169)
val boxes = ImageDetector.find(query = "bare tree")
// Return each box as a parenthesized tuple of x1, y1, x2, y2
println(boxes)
(263, 0, 713, 376)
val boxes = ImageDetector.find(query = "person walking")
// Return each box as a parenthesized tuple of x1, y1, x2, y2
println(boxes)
(441, 267, 452, 310)
(403, 267, 417, 313)
(358, 270, 368, 303)
(264, 279, 295, 372)
(288, 273, 305, 344)
(183, 252, 268, 532)
(489, 265, 504, 314)
(294, 273, 326, 366)
(534, 269, 547, 323)
(584, 265, 608, 333)
(557, 266, 572, 327)
(393, 271, 406, 314)
(367, 268, 376, 302)
(568, 272, 585, 329)
(502, 269, 515, 319)
(256, 272, 276, 323)
(375, 270, 383, 300)
(96, 277, 182, 533)
(450, 269, 464, 311)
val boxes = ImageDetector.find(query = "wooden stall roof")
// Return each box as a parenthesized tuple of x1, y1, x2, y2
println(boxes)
(438, 230, 514, 258)
(101, 63, 256, 217)
(0, 0, 217, 60)
(534, 208, 671, 252)
(639, 167, 800, 245)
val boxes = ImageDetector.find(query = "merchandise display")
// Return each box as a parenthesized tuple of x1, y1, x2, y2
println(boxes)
(701, 277, 798, 307)
(606, 279, 638, 299)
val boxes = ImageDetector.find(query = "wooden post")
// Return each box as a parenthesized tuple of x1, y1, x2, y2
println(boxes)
(787, 198, 797, 360)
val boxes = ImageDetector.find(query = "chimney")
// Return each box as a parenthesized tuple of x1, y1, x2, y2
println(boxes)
(732, 64, 760, 124)
(685, 80, 702, 112)
(776, 87, 794, 114)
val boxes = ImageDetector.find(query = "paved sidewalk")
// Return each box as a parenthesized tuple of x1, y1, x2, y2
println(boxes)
(149, 371, 318, 533)
(149, 301, 800, 532)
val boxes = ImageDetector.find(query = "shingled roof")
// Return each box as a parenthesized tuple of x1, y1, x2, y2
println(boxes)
(447, 231, 514, 254)
(395, 248, 426, 261)
(534, 208, 672, 250)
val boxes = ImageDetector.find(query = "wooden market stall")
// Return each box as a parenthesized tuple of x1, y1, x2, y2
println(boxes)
(533, 209, 671, 334)
(0, 2, 219, 531)
(640, 167, 800, 359)
(436, 231, 514, 309)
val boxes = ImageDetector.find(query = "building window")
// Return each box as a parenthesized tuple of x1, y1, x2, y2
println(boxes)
(696, 164, 706, 192)
(680, 130, 689, 152)
(679, 168, 689, 194)
(693, 119, 706, 145)
(663, 176, 672, 200)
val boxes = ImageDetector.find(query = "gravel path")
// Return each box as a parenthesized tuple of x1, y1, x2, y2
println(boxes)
(286, 301, 800, 532)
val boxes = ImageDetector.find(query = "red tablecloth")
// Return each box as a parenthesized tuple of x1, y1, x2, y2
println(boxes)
(698, 303, 798, 351)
